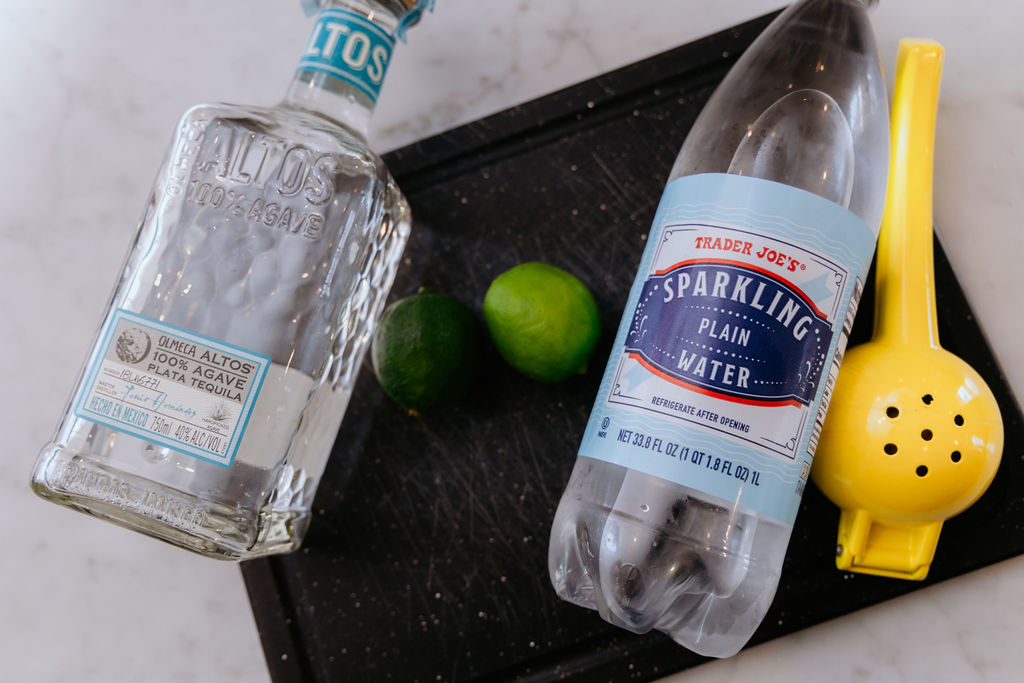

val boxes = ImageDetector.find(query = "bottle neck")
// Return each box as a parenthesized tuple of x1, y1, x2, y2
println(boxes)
(282, 0, 406, 140)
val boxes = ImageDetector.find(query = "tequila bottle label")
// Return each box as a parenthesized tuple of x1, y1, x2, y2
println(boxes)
(297, 8, 396, 103)
(74, 309, 270, 468)
(578, 173, 875, 525)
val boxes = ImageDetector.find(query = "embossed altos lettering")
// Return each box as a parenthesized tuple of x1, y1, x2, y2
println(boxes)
(194, 119, 338, 206)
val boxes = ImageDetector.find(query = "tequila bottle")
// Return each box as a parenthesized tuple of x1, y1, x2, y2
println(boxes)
(31, 0, 429, 560)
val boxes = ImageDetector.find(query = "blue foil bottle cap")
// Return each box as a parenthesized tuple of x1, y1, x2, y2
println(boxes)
(300, 0, 433, 39)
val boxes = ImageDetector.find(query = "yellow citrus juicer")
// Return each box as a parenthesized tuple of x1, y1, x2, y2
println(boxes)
(810, 39, 1003, 580)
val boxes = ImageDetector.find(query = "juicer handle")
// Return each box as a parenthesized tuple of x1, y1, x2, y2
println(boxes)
(872, 39, 945, 348)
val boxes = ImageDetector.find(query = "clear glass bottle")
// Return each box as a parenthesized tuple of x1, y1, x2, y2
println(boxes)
(30, 0, 429, 560)
(548, 0, 888, 657)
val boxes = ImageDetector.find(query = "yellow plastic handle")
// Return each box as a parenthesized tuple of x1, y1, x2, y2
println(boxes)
(872, 39, 945, 347)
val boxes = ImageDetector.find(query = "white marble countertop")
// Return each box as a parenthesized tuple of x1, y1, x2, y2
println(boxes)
(2, 1, 1022, 681)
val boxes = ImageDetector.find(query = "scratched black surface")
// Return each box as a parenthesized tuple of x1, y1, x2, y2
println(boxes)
(242, 12, 1024, 682)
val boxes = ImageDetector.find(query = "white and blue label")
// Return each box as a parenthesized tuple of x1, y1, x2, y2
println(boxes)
(74, 309, 270, 468)
(579, 173, 875, 525)
(297, 8, 395, 102)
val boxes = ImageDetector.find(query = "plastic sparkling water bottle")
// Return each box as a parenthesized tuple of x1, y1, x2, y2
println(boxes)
(549, 0, 889, 656)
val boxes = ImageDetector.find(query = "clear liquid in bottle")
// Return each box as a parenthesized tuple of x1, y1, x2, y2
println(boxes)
(31, 0, 429, 560)
(549, 0, 889, 656)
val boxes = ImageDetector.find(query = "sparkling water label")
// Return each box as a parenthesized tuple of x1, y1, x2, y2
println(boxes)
(297, 8, 396, 103)
(579, 173, 875, 525)
(74, 309, 270, 468)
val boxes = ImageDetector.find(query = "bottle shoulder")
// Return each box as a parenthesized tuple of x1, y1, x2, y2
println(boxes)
(165, 100, 409, 223)
(176, 101, 395, 183)
(670, 0, 888, 229)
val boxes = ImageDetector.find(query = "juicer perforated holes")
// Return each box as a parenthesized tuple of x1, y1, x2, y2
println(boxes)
(922, 394, 934, 405)
(916, 465, 929, 477)
(954, 414, 964, 426)
(886, 406, 900, 418)
(951, 451, 962, 463)
(921, 429, 933, 441)
(884, 443, 898, 455)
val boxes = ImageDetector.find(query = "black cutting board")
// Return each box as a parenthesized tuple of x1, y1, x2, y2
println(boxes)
(242, 12, 1024, 682)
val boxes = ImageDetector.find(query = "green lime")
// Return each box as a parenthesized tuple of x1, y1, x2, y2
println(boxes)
(371, 291, 482, 413)
(483, 262, 601, 383)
